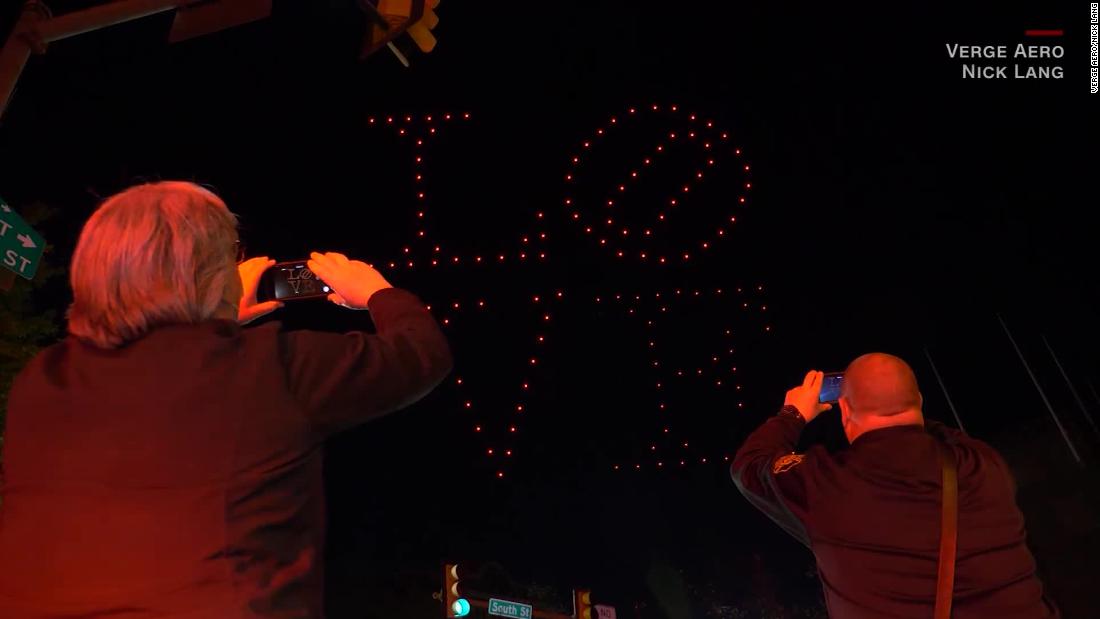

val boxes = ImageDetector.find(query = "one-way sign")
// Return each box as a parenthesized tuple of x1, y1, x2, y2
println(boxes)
(0, 196, 46, 280)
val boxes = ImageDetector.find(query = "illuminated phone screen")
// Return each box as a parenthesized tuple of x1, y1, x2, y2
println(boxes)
(818, 373, 844, 403)
(272, 264, 330, 300)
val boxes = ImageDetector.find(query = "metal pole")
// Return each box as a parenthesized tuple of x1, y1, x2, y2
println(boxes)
(1042, 335, 1100, 440)
(37, 0, 183, 43)
(922, 347, 968, 436)
(997, 314, 1082, 465)
(0, 0, 186, 117)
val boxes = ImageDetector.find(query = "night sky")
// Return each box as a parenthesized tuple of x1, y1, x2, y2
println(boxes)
(1, 1, 1097, 617)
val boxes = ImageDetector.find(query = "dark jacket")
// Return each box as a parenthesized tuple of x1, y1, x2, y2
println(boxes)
(732, 406, 1059, 619)
(0, 287, 452, 618)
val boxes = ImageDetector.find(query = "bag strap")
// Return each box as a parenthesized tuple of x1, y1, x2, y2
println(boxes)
(934, 439, 959, 619)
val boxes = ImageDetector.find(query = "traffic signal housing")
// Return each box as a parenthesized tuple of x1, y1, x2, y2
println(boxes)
(444, 563, 470, 617)
(575, 589, 593, 619)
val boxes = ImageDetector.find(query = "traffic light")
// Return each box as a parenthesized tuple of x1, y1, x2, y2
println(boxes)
(444, 563, 470, 617)
(406, 0, 440, 53)
(359, 0, 441, 60)
(575, 589, 593, 619)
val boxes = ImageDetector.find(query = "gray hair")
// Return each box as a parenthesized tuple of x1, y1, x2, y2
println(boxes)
(66, 181, 239, 348)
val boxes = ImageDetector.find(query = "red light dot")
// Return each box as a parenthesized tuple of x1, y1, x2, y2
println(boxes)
(644, 158, 651, 165)
(444, 113, 451, 120)
(465, 401, 472, 408)
(573, 213, 581, 220)
(652, 104, 659, 110)
(463, 112, 471, 119)
(405, 115, 412, 122)
(573, 157, 579, 163)
(629, 108, 636, 113)
(682, 186, 690, 192)
(488, 448, 494, 455)
(597, 128, 604, 135)
(735, 148, 742, 155)
(656, 145, 663, 152)
(517, 404, 525, 411)
(522, 382, 529, 389)
(456, 378, 463, 385)
(509, 426, 517, 433)
(530, 358, 537, 365)
(399, 129, 406, 135)
(506, 450, 512, 456)
(543, 314, 551, 321)
(386, 117, 394, 123)
(619, 185, 626, 192)
(497, 471, 504, 478)
(475, 426, 481, 432)
(583, 141, 590, 148)
(610, 117, 617, 124)
(631, 171, 638, 177)
(368, 117, 375, 124)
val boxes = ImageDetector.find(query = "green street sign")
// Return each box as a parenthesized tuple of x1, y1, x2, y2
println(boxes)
(488, 598, 533, 619)
(0, 197, 45, 280)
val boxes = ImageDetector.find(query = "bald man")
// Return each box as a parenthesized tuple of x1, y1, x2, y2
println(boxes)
(732, 354, 1058, 619)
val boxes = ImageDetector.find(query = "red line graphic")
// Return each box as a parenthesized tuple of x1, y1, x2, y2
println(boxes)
(1024, 29, 1064, 36)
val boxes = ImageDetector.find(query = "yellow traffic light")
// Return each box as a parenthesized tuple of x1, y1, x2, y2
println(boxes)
(406, 0, 440, 53)
(575, 589, 593, 619)
(444, 563, 469, 617)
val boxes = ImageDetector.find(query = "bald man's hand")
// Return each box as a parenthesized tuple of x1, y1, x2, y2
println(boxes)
(783, 370, 833, 422)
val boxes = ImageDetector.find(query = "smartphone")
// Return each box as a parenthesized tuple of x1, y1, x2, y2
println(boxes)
(818, 372, 844, 404)
(258, 260, 331, 302)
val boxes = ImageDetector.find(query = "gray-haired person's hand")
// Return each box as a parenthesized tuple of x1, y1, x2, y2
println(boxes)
(306, 251, 393, 310)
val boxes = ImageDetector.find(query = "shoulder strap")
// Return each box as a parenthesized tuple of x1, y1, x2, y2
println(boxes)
(934, 439, 959, 619)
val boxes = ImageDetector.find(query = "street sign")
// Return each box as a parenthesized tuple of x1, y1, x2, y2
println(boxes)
(0, 196, 45, 280)
(596, 605, 616, 619)
(488, 598, 533, 619)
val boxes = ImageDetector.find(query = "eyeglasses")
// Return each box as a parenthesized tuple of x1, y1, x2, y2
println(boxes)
(234, 240, 247, 264)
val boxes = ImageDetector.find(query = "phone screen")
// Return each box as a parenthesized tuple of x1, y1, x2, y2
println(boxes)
(269, 262, 330, 301)
(818, 372, 844, 403)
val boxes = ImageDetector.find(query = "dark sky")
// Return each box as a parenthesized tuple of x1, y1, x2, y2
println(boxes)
(1, 1, 1097, 617)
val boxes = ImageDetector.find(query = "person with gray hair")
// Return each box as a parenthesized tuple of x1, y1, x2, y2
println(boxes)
(0, 181, 453, 617)
(732, 354, 1059, 619)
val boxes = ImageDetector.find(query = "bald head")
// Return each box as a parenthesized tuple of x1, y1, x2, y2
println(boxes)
(841, 353, 922, 417)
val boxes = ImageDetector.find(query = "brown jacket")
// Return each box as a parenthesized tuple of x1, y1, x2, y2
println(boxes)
(732, 407, 1059, 619)
(0, 287, 452, 618)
